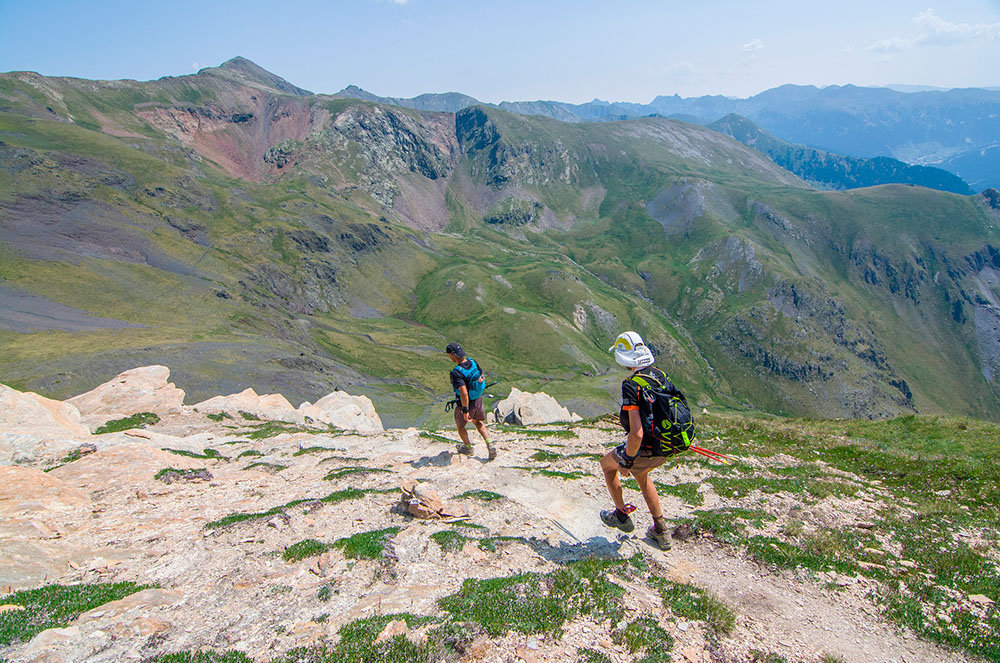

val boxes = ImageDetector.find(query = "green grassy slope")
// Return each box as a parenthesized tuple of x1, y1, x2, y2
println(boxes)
(1, 64, 998, 425)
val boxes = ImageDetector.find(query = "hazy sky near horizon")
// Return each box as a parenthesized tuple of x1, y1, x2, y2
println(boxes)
(1, 0, 999, 102)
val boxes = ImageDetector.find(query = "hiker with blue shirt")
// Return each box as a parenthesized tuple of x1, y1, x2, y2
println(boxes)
(446, 342, 497, 460)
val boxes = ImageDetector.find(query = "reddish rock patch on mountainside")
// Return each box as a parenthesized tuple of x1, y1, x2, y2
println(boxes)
(137, 93, 322, 181)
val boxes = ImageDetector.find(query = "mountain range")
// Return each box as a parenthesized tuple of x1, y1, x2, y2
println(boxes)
(2, 57, 999, 426)
(335, 79, 1000, 191)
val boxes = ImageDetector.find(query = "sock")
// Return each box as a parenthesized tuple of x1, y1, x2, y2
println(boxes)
(653, 517, 667, 533)
(614, 508, 630, 523)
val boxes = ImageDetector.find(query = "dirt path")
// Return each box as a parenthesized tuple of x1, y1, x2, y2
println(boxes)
(491, 453, 974, 663)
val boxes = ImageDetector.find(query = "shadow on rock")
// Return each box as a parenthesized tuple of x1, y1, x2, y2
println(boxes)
(525, 535, 628, 563)
(408, 450, 457, 468)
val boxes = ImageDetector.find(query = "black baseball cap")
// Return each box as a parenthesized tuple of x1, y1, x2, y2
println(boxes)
(445, 342, 465, 357)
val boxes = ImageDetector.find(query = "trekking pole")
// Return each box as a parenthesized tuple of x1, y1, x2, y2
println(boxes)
(690, 446, 734, 465)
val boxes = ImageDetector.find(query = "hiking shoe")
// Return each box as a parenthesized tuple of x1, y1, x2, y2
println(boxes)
(647, 523, 673, 550)
(600, 509, 635, 533)
(456, 444, 473, 456)
(486, 443, 498, 461)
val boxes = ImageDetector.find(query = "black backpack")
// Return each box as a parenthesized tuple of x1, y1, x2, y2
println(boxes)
(630, 370, 696, 455)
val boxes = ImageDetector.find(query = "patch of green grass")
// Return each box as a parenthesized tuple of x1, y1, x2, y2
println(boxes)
(673, 508, 775, 544)
(43, 447, 88, 472)
(206, 412, 233, 422)
(536, 469, 588, 480)
(204, 488, 366, 529)
(706, 475, 808, 498)
(276, 613, 438, 663)
(578, 649, 612, 663)
(283, 539, 334, 562)
(654, 481, 705, 506)
(245, 421, 307, 440)
(294, 446, 334, 456)
(165, 448, 226, 461)
(319, 455, 370, 463)
(430, 530, 469, 553)
(438, 558, 628, 636)
(244, 462, 288, 472)
(236, 449, 263, 458)
(452, 489, 505, 502)
(221, 439, 250, 445)
(333, 527, 402, 560)
(146, 652, 254, 663)
(647, 577, 736, 637)
(530, 449, 563, 462)
(497, 425, 578, 438)
(747, 652, 788, 663)
(613, 616, 673, 662)
(238, 410, 261, 421)
(94, 412, 160, 434)
(0, 581, 151, 645)
(420, 431, 457, 444)
(323, 466, 390, 480)
(153, 467, 210, 482)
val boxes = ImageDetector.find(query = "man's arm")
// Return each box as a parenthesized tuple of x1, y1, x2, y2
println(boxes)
(626, 408, 643, 457)
(458, 384, 471, 421)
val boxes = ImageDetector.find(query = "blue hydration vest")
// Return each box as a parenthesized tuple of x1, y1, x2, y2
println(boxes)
(453, 358, 486, 400)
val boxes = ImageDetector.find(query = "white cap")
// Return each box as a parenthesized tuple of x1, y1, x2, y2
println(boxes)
(609, 331, 654, 369)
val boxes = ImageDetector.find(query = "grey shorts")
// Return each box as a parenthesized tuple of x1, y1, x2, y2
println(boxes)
(454, 397, 486, 426)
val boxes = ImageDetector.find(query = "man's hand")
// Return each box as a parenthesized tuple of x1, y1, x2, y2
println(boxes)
(463, 411, 472, 423)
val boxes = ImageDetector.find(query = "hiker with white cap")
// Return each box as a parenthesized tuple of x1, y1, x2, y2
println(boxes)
(599, 331, 695, 550)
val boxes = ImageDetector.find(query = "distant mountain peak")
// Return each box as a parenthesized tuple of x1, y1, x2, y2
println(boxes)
(206, 56, 312, 97)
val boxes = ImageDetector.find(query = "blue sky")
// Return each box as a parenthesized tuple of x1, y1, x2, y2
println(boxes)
(1, 0, 998, 102)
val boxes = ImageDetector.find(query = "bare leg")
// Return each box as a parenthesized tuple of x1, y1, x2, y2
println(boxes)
(473, 420, 490, 443)
(600, 451, 628, 511)
(456, 422, 472, 449)
(632, 468, 663, 520)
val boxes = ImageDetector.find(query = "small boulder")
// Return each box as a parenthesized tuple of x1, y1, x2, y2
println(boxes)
(493, 387, 581, 425)
(299, 390, 383, 433)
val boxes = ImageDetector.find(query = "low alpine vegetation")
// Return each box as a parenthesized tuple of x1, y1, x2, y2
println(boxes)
(283, 539, 333, 562)
(0, 582, 151, 646)
(333, 527, 402, 560)
(94, 412, 160, 434)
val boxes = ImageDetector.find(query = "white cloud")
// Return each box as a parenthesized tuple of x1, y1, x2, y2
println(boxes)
(914, 8, 1000, 45)
(868, 36, 918, 53)
(742, 38, 764, 53)
(192, 61, 206, 71)
(868, 8, 1000, 53)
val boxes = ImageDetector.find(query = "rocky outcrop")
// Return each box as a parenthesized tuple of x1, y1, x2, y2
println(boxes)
(298, 390, 383, 433)
(493, 388, 581, 425)
(67, 366, 185, 429)
(193, 386, 383, 433)
(0, 385, 90, 464)
(193, 388, 299, 422)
